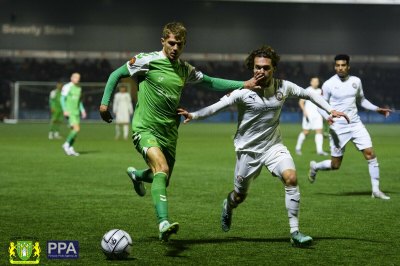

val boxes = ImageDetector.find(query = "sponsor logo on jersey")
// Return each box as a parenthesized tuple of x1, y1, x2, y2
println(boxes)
(9, 237, 41, 264)
(47, 241, 79, 259)
(129, 57, 136, 66)
(275, 92, 283, 101)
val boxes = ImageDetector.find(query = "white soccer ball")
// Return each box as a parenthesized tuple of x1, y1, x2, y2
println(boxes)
(101, 229, 133, 260)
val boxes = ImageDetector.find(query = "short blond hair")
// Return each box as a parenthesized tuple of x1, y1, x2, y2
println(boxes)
(162, 22, 187, 43)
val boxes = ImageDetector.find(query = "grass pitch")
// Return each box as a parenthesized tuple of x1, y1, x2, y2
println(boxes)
(0, 122, 399, 265)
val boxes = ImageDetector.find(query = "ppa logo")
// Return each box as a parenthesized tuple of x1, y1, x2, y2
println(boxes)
(47, 241, 79, 259)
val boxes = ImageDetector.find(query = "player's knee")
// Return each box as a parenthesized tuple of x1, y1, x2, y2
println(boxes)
(156, 164, 170, 177)
(285, 174, 297, 186)
(363, 148, 375, 160)
(228, 190, 247, 208)
(331, 161, 341, 170)
(282, 170, 297, 186)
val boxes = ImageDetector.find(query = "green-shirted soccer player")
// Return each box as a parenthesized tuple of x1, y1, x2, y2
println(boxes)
(99, 22, 262, 242)
(61, 72, 87, 156)
(48, 82, 63, 140)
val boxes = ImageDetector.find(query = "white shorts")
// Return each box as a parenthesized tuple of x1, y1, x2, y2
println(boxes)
(233, 143, 295, 194)
(115, 111, 131, 123)
(302, 114, 323, 130)
(329, 122, 373, 157)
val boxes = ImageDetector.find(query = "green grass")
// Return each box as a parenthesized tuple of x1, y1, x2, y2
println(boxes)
(1, 122, 399, 265)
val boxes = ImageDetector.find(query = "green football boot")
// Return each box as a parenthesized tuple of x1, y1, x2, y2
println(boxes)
(221, 199, 232, 232)
(290, 231, 313, 247)
(159, 221, 179, 242)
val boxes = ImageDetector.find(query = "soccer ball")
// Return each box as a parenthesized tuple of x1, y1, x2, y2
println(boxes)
(101, 229, 133, 260)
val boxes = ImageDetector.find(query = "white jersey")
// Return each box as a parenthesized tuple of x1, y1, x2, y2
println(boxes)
(321, 74, 378, 125)
(302, 86, 324, 130)
(113, 92, 133, 123)
(192, 79, 332, 153)
(304, 87, 322, 114)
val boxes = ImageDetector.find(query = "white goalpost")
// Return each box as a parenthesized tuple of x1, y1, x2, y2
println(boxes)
(9, 81, 131, 122)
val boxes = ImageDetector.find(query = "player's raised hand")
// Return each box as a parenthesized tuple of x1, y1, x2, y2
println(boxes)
(99, 104, 113, 123)
(376, 107, 392, 118)
(330, 110, 350, 124)
(177, 108, 193, 124)
(244, 72, 265, 90)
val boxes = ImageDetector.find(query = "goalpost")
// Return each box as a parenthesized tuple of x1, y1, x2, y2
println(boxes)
(10, 81, 131, 122)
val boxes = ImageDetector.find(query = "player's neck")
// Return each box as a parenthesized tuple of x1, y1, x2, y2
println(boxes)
(338, 75, 350, 82)
(262, 79, 275, 98)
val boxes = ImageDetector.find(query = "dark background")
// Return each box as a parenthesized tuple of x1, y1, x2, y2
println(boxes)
(1, 0, 400, 55)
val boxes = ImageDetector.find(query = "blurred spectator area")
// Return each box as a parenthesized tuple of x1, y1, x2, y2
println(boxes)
(0, 58, 398, 120)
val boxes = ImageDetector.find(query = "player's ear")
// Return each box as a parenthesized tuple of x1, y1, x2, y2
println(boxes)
(161, 38, 165, 46)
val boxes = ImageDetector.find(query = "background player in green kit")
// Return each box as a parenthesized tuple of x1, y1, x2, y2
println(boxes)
(48, 82, 63, 140)
(61, 72, 86, 156)
(99, 22, 263, 242)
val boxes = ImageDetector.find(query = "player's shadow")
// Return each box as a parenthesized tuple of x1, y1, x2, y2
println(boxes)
(313, 236, 385, 243)
(315, 191, 372, 196)
(76, 150, 101, 155)
(106, 257, 137, 262)
(165, 235, 384, 257)
(164, 236, 303, 257)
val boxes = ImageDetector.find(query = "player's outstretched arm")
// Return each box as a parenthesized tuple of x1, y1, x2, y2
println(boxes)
(201, 74, 263, 91)
(330, 110, 350, 123)
(376, 107, 392, 118)
(177, 108, 193, 123)
(178, 91, 239, 123)
(99, 65, 130, 123)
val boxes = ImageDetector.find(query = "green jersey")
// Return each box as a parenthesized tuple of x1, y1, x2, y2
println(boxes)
(127, 51, 203, 144)
(61, 82, 84, 115)
(49, 88, 62, 111)
(101, 50, 245, 158)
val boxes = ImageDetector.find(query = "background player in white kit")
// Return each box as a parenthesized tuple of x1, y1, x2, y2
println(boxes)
(113, 86, 133, 140)
(295, 77, 328, 156)
(309, 54, 392, 200)
(178, 46, 348, 247)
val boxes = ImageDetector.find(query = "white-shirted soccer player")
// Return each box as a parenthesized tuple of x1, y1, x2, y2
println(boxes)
(295, 77, 328, 156)
(178, 46, 349, 247)
(113, 86, 133, 140)
(308, 54, 392, 200)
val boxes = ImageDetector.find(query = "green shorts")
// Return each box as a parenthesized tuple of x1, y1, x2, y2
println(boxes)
(132, 131, 176, 178)
(68, 114, 80, 127)
(51, 109, 63, 122)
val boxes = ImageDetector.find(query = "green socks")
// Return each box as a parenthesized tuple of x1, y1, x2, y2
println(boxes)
(134, 168, 153, 183)
(151, 172, 168, 223)
(66, 130, 78, 146)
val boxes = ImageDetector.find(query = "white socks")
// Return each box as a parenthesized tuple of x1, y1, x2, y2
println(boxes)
(315, 160, 332, 170)
(285, 186, 300, 234)
(314, 157, 381, 193)
(368, 158, 380, 193)
(315, 133, 324, 154)
(123, 125, 129, 140)
(295, 132, 306, 151)
(296, 132, 324, 154)
(115, 125, 120, 139)
(116, 125, 130, 139)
